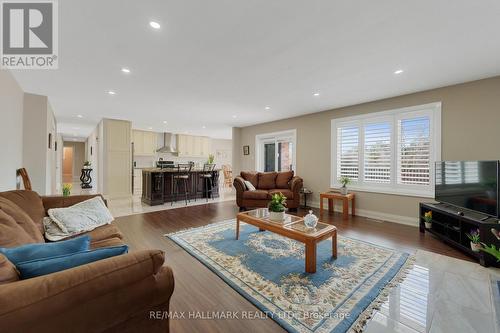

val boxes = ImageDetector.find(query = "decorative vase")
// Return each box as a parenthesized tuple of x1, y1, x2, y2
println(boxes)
(304, 210, 318, 229)
(424, 221, 432, 229)
(340, 186, 348, 195)
(269, 211, 285, 222)
(470, 242, 482, 252)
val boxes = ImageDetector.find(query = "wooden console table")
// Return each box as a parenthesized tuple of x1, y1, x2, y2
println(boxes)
(320, 192, 355, 220)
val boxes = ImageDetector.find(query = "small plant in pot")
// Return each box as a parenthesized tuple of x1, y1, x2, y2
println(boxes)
(423, 211, 432, 229)
(339, 176, 351, 195)
(62, 183, 72, 197)
(466, 229, 481, 252)
(268, 192, 287, 221)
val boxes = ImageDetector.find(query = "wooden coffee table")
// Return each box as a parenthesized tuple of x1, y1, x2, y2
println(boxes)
(236, 209, 337, 273)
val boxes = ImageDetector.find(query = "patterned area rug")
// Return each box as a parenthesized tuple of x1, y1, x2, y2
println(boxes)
(167, 220, 414, 333)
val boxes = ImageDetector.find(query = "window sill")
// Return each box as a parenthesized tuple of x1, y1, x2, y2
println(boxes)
(331, 184, 434, 198)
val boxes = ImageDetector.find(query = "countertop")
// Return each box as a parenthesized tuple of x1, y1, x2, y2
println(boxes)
(141, 168, 221, 173)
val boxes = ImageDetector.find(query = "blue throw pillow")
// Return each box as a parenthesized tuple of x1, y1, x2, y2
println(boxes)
(0, 235, 90, 265)
(16, 245, 129, 279)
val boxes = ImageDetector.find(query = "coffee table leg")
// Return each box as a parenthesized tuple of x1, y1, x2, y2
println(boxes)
(305, 242, 317, 273)
(236, 218, 240, 240)
(332, 231, 337, 259)
(320, 196, 323, 216)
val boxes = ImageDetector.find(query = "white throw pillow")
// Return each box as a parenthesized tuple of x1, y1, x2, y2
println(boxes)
(47, 197, 114, 235)
(244, 180, 256, 191)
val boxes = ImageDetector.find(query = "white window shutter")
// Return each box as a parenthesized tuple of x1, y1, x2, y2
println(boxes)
(364, 122, 391, 183)
(397, 116, 431, 185)
(337, 125, 359, 181)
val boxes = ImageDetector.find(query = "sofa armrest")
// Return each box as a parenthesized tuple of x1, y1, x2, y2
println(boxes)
(233, 176, 247, 207)
(289, 176, 303, 193)
(41, 194, 107, 213)
(0, 250, 174, 333)
(233, 176, 247, 193)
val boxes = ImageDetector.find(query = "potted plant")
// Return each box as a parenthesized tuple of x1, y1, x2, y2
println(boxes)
(339, 176, 351, 195)
(423, 211, 433, 229)
(83, 161, 92, 169)
(268, 192, 287, 221)
(207, 154, 215, 164)
(62, 183, 72, 197)
(480, 243, 500, 262)
(466, 229, 481, 252)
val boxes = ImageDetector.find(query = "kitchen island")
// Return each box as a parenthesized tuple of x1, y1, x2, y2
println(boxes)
(141, 168, 220, 205)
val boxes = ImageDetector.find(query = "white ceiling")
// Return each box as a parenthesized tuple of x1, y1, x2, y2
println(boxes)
(11, 0, 500, 140)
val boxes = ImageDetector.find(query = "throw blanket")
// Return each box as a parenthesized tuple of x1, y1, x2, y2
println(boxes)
(43, 197, 114, 241)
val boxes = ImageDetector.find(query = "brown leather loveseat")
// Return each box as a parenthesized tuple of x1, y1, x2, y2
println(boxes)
(0, 190, 174, 333)
(233, 171, 303, 211)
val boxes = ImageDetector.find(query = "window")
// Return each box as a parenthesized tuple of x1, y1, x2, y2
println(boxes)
(256, 130, 296, 173)
(331, 103, 441, 197)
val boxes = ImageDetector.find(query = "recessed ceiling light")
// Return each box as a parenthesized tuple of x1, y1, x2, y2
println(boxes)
(77, 114, 83, 118)
(264, 106, 271, 110)
(149, 21, 161, 29)
(202, 125, 206, 129)
(108, 90, 116, 95)
(394, 69, 404, 75)
(121, 67, 131, 74)
(313, 92, 320, 96)
(163, 120, 167, 124)
(232, 115, 237, 119)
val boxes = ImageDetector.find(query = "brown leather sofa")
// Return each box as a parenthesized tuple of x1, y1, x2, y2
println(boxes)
(0, 190, 174, 333)
(233, 171, 303, 211)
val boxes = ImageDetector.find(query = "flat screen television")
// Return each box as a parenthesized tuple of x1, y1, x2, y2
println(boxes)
(435, 161, 499, 217)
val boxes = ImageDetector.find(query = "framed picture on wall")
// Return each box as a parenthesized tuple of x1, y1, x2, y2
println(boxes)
(243, 145, 250, 155)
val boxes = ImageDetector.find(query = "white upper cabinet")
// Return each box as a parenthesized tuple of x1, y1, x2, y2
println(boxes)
(177, 134, 211, 157)
(132, 130, 157, 156)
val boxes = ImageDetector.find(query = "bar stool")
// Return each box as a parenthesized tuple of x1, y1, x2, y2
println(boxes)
(200, 163, 216, 202)
(171, 163, 192, 206)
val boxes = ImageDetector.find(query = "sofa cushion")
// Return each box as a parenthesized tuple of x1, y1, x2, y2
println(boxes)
(276, 171, 294, 189)
(0, 197, 44, 243)
(0, 235, 90, 265)
(269, 189, 294, 200)
(241, 171, 259, 188)
(16, 245, 129, 279)
(0, 254, 19, 284)
(0, 210, 38, 248)
(242, 190, 270, 200)
(0, 191, 45, 234)
(243, 180, 256, 191)
(90, 237, 124, 250)
(84, 224, 124, 242)
(258, 172, 277, 190)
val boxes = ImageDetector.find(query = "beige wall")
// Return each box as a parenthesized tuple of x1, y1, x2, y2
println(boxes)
(0, 70, 24, 191)
(23, 93, 57, 195)
(238, 76, 500, 225)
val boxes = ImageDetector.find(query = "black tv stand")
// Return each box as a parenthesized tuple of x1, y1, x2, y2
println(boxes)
(420, 202, 500, 267)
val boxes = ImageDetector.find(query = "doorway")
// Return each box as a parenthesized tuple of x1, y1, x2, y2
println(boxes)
(63, 146, 73, 183)
(256, 130, 296, 172)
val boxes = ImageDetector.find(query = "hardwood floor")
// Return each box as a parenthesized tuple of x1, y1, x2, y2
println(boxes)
(114, 201, 471, 333)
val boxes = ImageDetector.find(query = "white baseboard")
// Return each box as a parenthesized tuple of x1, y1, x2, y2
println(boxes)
(305, 200, 419, 227)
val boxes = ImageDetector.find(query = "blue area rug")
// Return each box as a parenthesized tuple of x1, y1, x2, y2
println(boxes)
(167, 220, 414, 333)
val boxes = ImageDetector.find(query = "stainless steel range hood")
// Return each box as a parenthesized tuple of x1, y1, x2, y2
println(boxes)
(156, 132, 177, 154)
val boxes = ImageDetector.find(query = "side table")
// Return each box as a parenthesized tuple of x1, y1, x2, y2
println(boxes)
(320, 191, 355, 220)
(300, 188, 313, 208)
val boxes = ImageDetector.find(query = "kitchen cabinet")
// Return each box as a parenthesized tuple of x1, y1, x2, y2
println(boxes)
(132, 130, 157, 156)
(177, 134, 211, 157)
